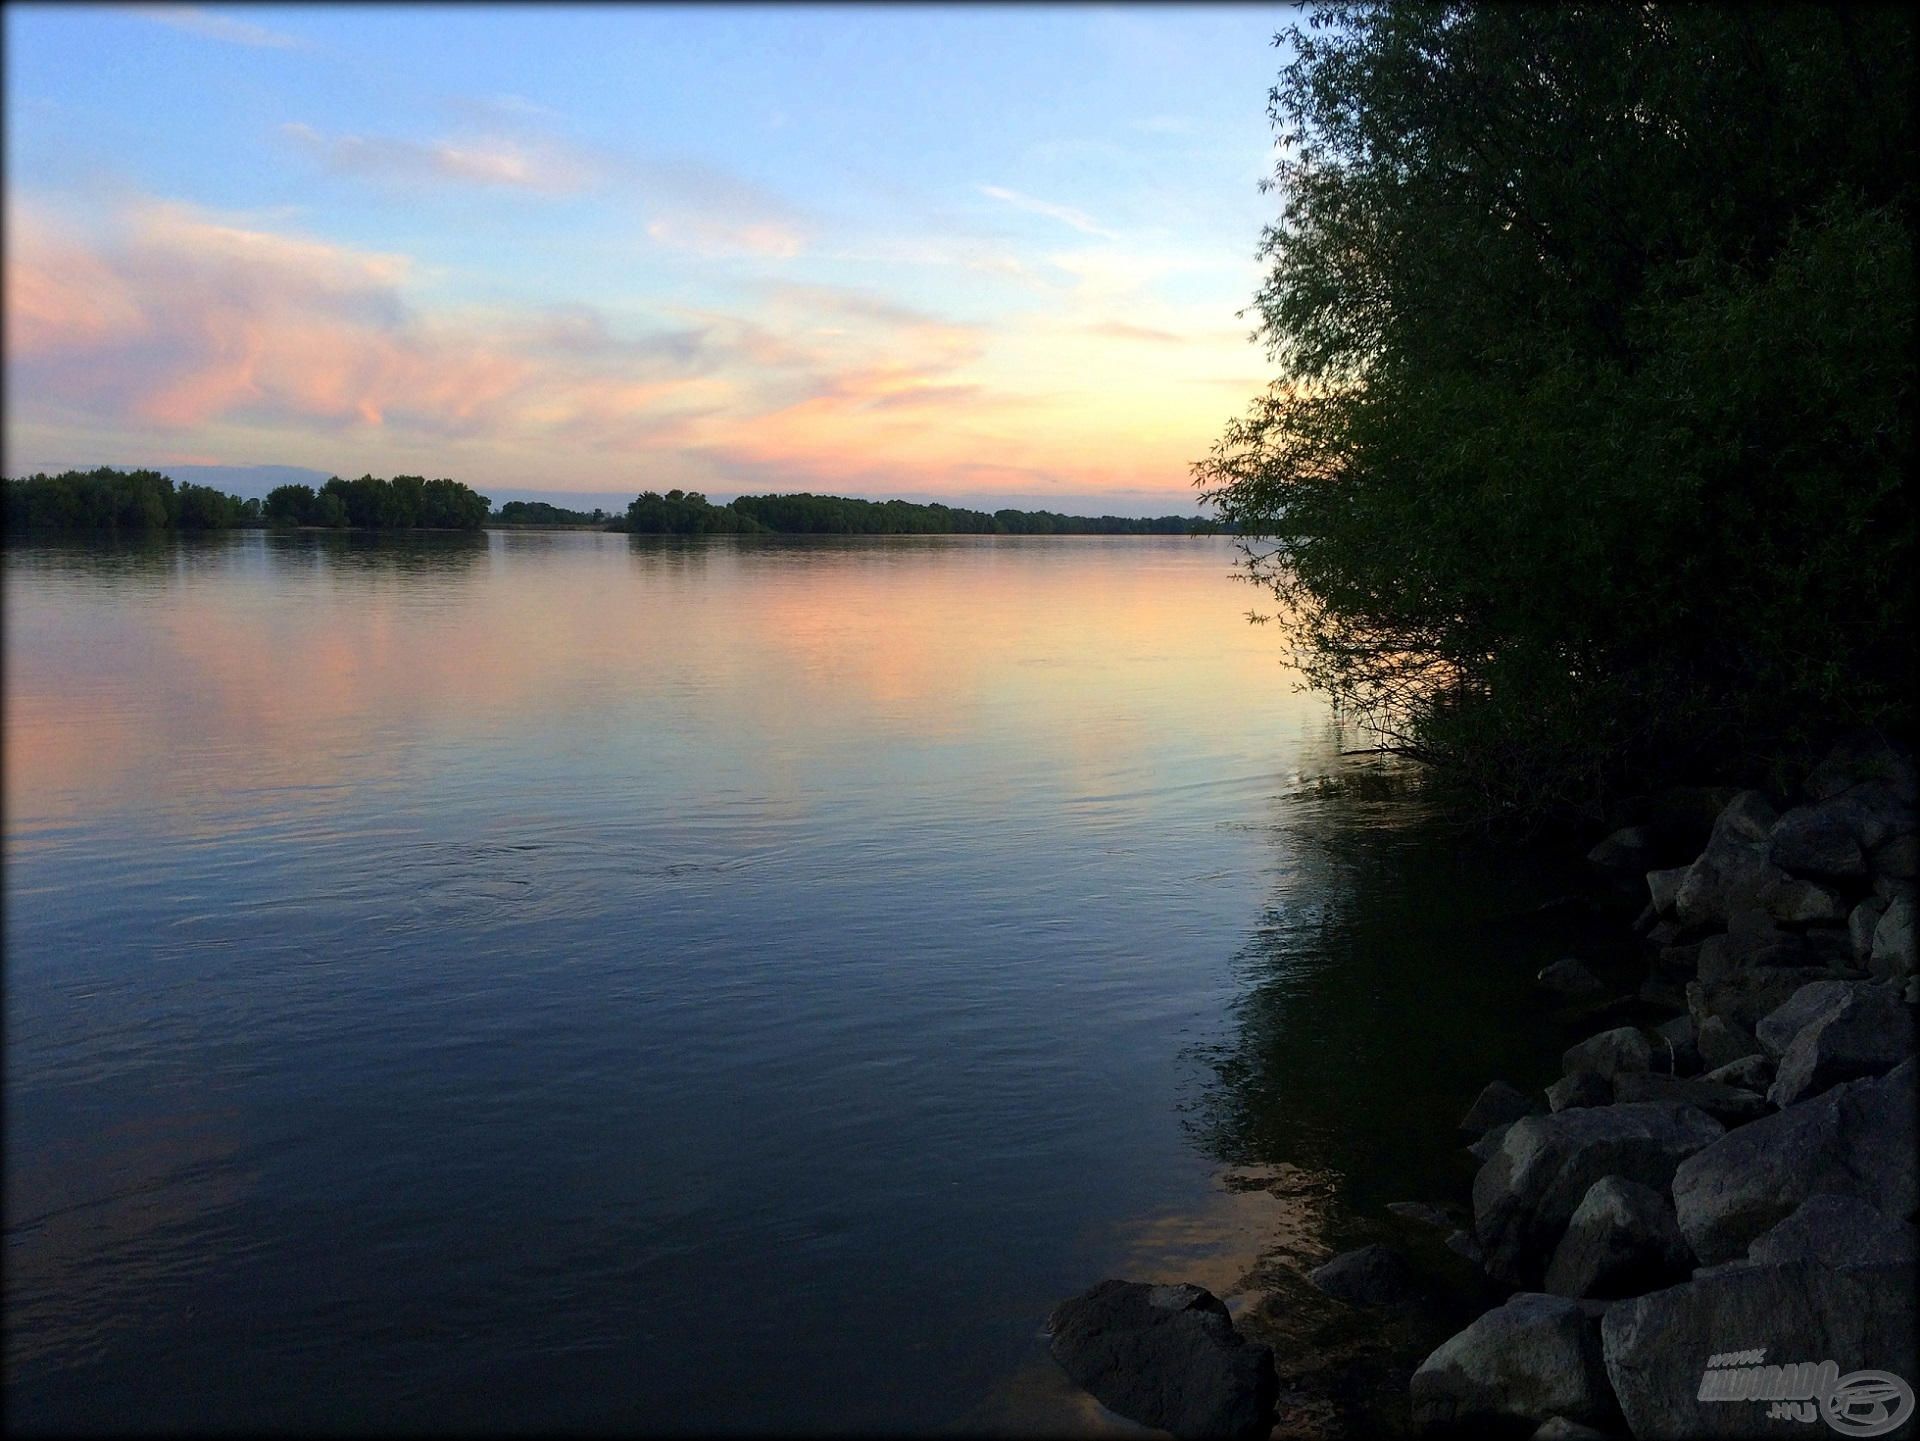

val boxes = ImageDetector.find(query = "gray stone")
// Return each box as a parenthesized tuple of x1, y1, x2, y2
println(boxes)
(1047, 1280, 1276, 1440)
(1759, 875, 1850, 926)
(1852, 897, 1890, 962)
(1653, 1014, 1700, 1076)
(1825, 780, 1919, 852)
(1530, 1419, 1611, 1441)
(1687, 967, 1838, 1035)
(1307, 1244, 1417, 1308)
(1445, 1229, 1485, 1266)
(1411, 1293, 1617, 1433)
(1767, 984, 1915, 1107)
(1548, 1073, 1613, 1112)
(1646, 866, 1689, 917)
(1802, 732, 1917, 804)
(1543, 1176, 1694, 1300)
(1609, 1072, 1772, 1127)
(1702, 1053, 1774, 1090)
(1538, 958, 1607, 999)
(1601, 1261, 1916, 1440)
(1562, 1027, 1654, 1081)
(1587, 826, 1655, 870)
(1473, 1104, 1724, 1287)
(1875, 833, 1920, 880)
(1674, 792, 1782, 931)
(1696, 1016, 1764, 1071)
(1769, 801, 1869, 878)
(1871, 895, 1916, 982)
(1387, 1201, 1454, 1229)
(1745, 1193, 1918, 1268)
(1756, 980, 1860, 1058)
(1468, 1121, 1515, 1164)
(1670, 1059, 1917, 1264)
(1461, 1079, 1544, 1136)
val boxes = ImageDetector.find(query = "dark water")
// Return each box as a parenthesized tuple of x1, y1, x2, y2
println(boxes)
(4, 532, 1592, 1434)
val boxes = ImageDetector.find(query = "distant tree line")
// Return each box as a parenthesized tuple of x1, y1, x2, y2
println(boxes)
(4, 468, 262, 531)
(617, 489, 1215, 535)
(491, 500, 609, 527)
(264, 475, 490, 530)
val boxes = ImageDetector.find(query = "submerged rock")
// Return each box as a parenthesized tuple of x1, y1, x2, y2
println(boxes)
(1308, 1244, 1417, 1308)
(1047, 1280, 1276, 1440)
(1410, 1293, 1617, 1434)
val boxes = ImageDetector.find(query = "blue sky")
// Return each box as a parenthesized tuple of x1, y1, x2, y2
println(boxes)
(6, 4, 1295, 512)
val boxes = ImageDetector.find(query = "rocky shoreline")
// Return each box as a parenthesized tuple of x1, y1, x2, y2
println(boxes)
(1048, 733, 1917, 1439)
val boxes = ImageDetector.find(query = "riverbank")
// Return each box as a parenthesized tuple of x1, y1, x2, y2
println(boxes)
(1046, 733, 1917, 1438)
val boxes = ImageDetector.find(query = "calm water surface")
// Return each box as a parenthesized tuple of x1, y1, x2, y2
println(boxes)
(5, 532, 1588, 1434)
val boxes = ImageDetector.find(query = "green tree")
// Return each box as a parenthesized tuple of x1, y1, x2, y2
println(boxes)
(1197, 2, 1915, 819)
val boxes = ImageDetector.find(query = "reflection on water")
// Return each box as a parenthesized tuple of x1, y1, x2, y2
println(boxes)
(6, 531, 1590, 1434)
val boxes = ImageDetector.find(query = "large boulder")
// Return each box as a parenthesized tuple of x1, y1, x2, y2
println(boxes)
(1802, 732, 1917, 805)
(1410, 1293, 1617, 1434)
(1767, 984, 1915, 1108)
(1872, 896, 1916, 982)
(1769, 800, 1869, 878)
(1876, 834, 1920, 880)
(1562, 1027, 1653, 1081)
(1687, 967, 1838, 1035)
(1609, 1072, 1772, 1127)
(1646, 866, 1690, 918)
(1853, 897, 1891, 963)
(1542, 1176, 1694, 1300)
(1673, 791, 1781, 931)
(1047, 1280, 1276, 1440)
(1755, 980, 1860, 1057)
(1537, 958, 1606, 999)
(1696, 1016, 1764, 1071)
(1473, 1104, 1724, 1286)
(1702, 1053, 1774, 1091)
(1670, 1059, 1917, 1265)
(1601, 1261, 1917, 1440)
(1759, 875, 1849, 926)
(1462, 1079, 1545, 1136)
(1308, 1244, 1417, 1308)
(1745, 1194, 1919, 1268)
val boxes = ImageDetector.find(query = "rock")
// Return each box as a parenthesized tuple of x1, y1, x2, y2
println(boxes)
(1871, 896, 1916, 982)
(1461, 1079, 1544, 1136)
(1768, 801, 1869, 878)
(1587, 826, 1655, 870)
(1852, 897, 1890, 962)
(1469, 1121, 1515, 1164)
(1767, 984, 1915, 1107)
(1410, 1293, 1617, 1433)
(1876, 833, 1920, 880)
(1047, 1280, 1276, 1440)
(1473, 1104, 1724, 1286)
(1530, 1419, 1612, 1441)
(1548, 1073, 1613, 1112)
(1826, 781, 1919, 852)
(1308, 1244, 1417, 1308)
(1601, 1261, 1916, 1440)
(1687, 967, 1838, 1034)
(1756, 980, 1860, 1057)
(1609, 1072, 1772, 1127)
(1562, 1027, 1654, 1081)
(1670, 1058, 1917, 1264)
(1702, 1053, 1774, 1090)
(1759, 875, 1850, 926)
(1696, 1016, 1764, 1071)
(1445, 1229, 1485, 1266)
(1673, 791, 1782, 931)
(1800, 925, 1859, 972)
(1744, 1193, 1919, 1268)
(1646, 866, 1689, 917)
(1538, 958, 1607, 999)
(1875, 873, 1918, 905)
(1388, 1201, 1455, 1229)
(1543, 1176, 1694, 1300)
(1652, 1014, 1700, 1076)
(1802, 731, 1917, 804)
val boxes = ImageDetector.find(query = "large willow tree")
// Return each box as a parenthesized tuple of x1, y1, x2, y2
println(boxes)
(1198, 3, 1914, 818)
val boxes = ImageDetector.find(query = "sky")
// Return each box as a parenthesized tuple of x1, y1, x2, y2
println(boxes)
(5, 4, 1294, 514)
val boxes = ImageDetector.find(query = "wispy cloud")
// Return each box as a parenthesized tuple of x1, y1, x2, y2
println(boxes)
(132, 6, 307, 50)
(978, 184, 1116, 239)
(1083, 320, 1186, 345)
(281, 123, 595, 195)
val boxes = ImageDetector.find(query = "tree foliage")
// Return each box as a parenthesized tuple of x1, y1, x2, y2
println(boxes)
(4, 468, 255, 531)
(619, 489, 1211, 535)
(262, 475, 489, 529)
(1197, 2, 1915, 819)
